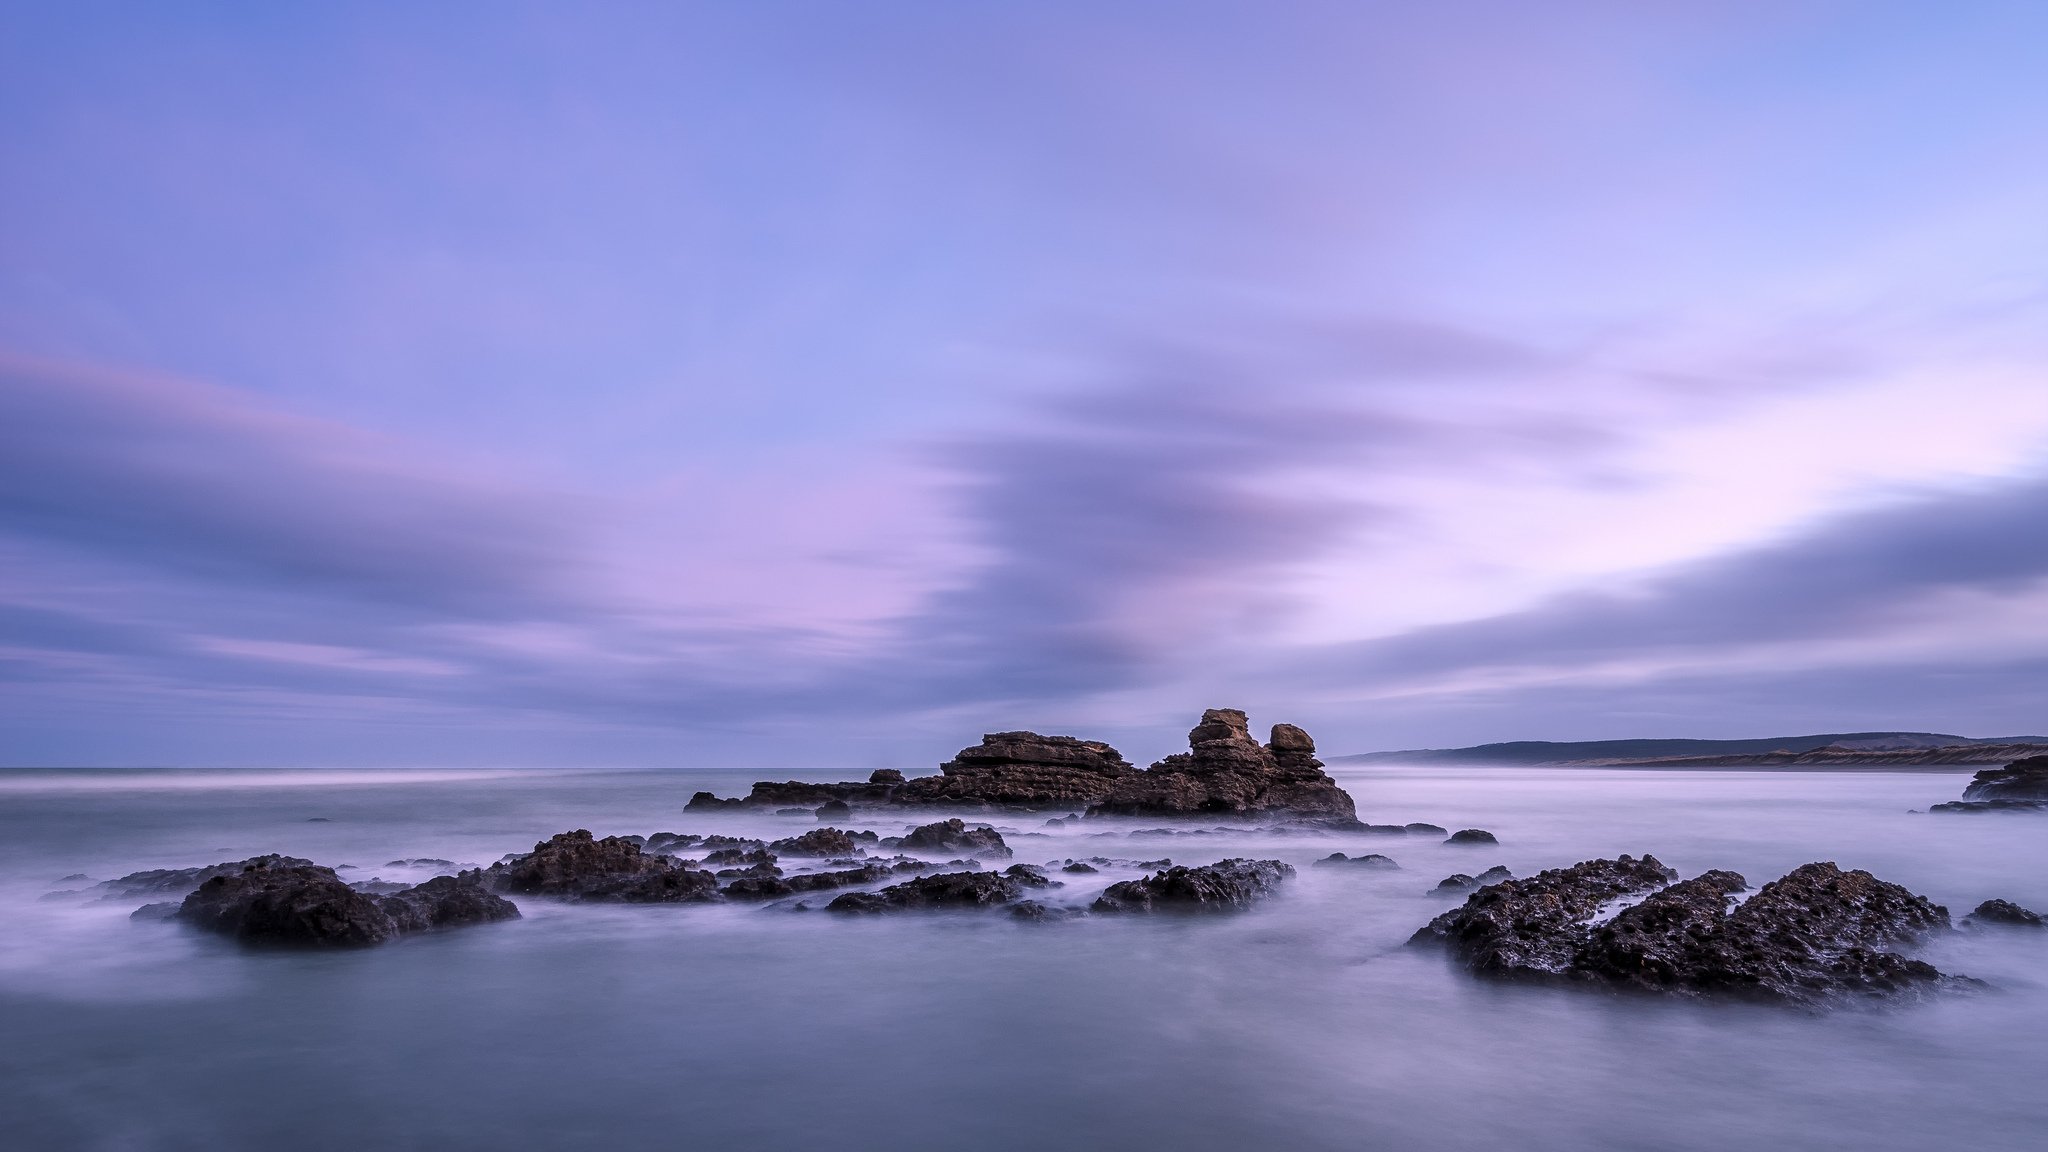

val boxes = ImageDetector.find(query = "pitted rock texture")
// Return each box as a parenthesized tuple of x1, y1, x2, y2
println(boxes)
(1961, 755, 2048, 801)
(380, 870, 521, 932)
(897, 818, 1012, 859)
(1312, 852, 1400, 870)
(1965, 899, 2044, 927)
(95, 854, 320, 901)
(768, 828, 861, 857)
(1091, 858, 1294, 913)
(177, 859, 398, 948)
(826, 869, 1025, 912)
(1414, 857, 1966, 1006)
(892, 731, 1136, 808)
(486, 830, 719, 903)
(1088, 709, 1358, 821)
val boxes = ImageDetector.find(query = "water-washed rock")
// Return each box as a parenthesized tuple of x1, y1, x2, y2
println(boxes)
(380, 870, 521, 932)
(1964, 898, 2044, 928)
(825, 870, 1025, 912)
(898, 818, 1012, 859)
(1962, 755, 2048, 801)
(1090, 858, 1295, 913)
(485, 829, 719, 903)
(1088, 710, 1358, 822)
(1445, 829, 1498, 845)
(768, 828, 861, 857)
(1414, 857, 1969, 1005)
(1312, 852, 1400, 870)
(94, 854, 320, 902)
(892, 732, 1136, 808)
(1432, 866, 1513, 894)
(176, 859, 400, 948)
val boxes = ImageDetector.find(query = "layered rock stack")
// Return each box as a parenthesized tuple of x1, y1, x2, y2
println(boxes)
(1088, 709, 1359, 822)
(892, 732, 1135, 807)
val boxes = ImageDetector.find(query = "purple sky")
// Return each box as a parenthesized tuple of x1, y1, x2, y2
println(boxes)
(4, 2, 2047, 768)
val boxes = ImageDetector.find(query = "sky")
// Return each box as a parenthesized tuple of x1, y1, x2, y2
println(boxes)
(2, 1, 2047, 768)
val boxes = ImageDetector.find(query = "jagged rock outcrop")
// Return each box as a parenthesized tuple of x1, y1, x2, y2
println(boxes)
(380, 870, 521, 932)
(173, 858, 517, 948)
(1413, 857, 1969, 1005)
(486, 830, 719, 903)
(1091, 858, 1294, 913)
(1087, 710, 1358, 822)
(1961, 755, 2048, 801)
(825, 868, 1035, 912)
(897, 818, 1012, 859)
(768, 828, 861, 857)
(1432, 866, 1513, 894)
(94, 854, 320, 901)
(1964, 898, 2043, 928)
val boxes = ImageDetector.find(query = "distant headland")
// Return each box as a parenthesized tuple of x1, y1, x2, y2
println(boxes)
(1339, 732, 2048, 768)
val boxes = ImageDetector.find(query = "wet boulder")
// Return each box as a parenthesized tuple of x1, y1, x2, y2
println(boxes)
(1089, 710, 1357, 822)
(94, 854, 321, 902)
(1091, 858, 1295, 914)
(898, 818, 1012, 859)
(1445, 829, 1498, 845)
(177, 859, 398, 948)
(486, 829, 719, 903)
(1312, 852, 1400, 870)
(1410, 854, 1678, 977)
(1432, 866, 1513, 894)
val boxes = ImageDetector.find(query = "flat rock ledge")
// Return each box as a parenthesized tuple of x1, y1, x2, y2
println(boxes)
(176, 858, 517, 948)
(1411, 855, 1975, 1007)
(1961, 755, 2048, 801)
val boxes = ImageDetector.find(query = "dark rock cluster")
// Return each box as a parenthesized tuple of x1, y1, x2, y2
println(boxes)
(1965, 898, 2044, 927)
(895, 818, 1012, 859)
(176, 858, 517, 948)
(1087, 710, 1358, 822)
(1433, 866, 1513, 894)
(826, 865, 1052, 913)
(894, 732, 1135, 808)
(1312, 852, 1400, 870)
(1930, 755, 2048, 812)
(1091, 858, 1295, 913)
(1413, 856, 1972, 1005)
(485, 830, 719, 903)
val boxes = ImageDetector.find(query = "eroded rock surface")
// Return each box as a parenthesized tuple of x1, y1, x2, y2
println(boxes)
(1962, 755, 2048, 801)
(486, 830, 719, 903)
(95, 854, 320, 901)
(380, 870, 521, 932)
(1313, 852, 1399, 870)
(898, 818, 1012, 859)
(1091, 858, 1294, 913)
(1414, 856, 1968, 1005)
(1965, 899, 2044, 927)
(1088, 710, 1358, 822)
(768, 828, 861, 857)
(893, 732, 1135, 808)
(178, 860, 397, 947)
(826, 869, 1026, 912)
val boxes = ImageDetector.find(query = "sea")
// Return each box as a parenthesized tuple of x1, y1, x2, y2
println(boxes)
(2, 763, 2044, 1151)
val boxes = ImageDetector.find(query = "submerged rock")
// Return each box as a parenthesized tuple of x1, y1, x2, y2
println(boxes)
(1445, 829, 1498, 845)
(1962, 755, 2048, 801)
(825, 870, 1025, 912)
(1414, 857, 1968, 1005)
(1964, 898, 2044, 928)
(1087, 710, 1358, 822)
(898, 818, 1012, 859)
(1432, 866, 1513, 894)
(1091, 858, 1295, 913)
(485, 830, 719, 903)
(1312, 852, 1400, 870)
(94, 854, 320, 901)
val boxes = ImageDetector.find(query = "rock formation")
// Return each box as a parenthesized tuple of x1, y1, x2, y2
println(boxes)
(896, 818, 1012, 859)
(767, 828, 862, 857)
(1312, 852, 1400, 869)
(686, 731, 1135, 812)
(1445, 829, 1498, 845)
(1087, 710, 1358, 822)
(1961, 755, 2048, 801)
(1965, 898, 2044, 927)
(175, 858, 518, 948)
(1090, 858, 1294, 913)
(1413, 857, 1972, 1006)
(825, 866, 1050, 912)
(94, 854, 320, 902)
(486, 829, 719, 903)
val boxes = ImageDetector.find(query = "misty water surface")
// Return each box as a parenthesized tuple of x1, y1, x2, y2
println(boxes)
(2, 765, 2044, 1151)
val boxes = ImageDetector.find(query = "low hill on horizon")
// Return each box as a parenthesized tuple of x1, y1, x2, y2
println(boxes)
(1339, 732, 2048, 767)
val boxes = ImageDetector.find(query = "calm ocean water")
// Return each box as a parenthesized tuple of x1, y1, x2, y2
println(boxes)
(2, 764, 2044, 1151)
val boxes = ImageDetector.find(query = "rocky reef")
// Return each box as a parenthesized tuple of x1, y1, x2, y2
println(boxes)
(682, 711, 1358, 823)
(1087, 710, 1358, 822)
(895, 818, 1012, 859)
(486, 829, 720, 903)
(1091, 858, 1294, 913)
(1412, 856, 1971, 1006)
(176, 858, 518, 948)
(826, 865, 1054, 913)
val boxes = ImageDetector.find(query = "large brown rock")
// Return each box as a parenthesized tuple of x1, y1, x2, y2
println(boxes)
(1088, 709, 1358, 821)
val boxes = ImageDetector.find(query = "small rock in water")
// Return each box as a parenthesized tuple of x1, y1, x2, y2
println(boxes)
(825, 869, 1025, 913)
(1404, 823, 1447, 836)
(815, 800, 853, 821)
(485, 829, 720, 903)
(1091, 859, 1294, 914)
(1061, 861, 1099, 874)
(1445, 829, 1498, 845)
(1311, 852, 1400, 870)
(384, 858, 455, 869)
(899, 818, 1012, 859)
(1965, 899, 2044, 927)
(768, 828, 861, 858)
